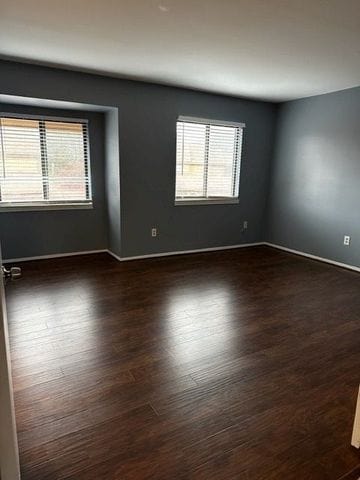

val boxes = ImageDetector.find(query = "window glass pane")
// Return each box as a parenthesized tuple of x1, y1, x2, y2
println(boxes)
(175, 122, 206, 198)
(45, 121, 88, 201)
(175, 119, 242, 201)
(207, 125, 237, 197)
(0, 118, 43, 202)
(0, 116, 90, 207)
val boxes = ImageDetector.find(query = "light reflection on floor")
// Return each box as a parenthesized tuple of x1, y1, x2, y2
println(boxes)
(7, 278, 107, 378)
(7, 270, 251, 384)
(161, 282, 239, 369)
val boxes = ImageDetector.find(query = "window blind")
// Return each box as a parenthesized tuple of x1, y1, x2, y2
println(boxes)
(0, 115, 91, 207)
(175, 117, 244, 203)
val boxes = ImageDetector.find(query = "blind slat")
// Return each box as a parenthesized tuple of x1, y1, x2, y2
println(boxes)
(0, 116, 91, 205)
(175, 119, 243, 200)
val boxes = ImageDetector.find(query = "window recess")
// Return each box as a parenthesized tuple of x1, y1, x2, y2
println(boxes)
(175, 116, 245, 205)
(0, 114, 92, 211)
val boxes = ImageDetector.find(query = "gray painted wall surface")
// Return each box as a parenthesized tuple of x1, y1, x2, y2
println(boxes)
(0, 103, 107, 259)
(267, 86, 360, 267)
(0, 60, 277, 258)
(104, 109, 121, 257)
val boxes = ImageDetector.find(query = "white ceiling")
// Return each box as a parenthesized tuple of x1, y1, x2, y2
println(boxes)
(0, 0, 359, 102)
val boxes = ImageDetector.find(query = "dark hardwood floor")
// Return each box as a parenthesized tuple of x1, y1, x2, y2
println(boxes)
(4, 246, 360, 479)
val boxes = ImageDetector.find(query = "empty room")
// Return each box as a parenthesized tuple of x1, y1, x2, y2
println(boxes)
(0, 1, 359, 479)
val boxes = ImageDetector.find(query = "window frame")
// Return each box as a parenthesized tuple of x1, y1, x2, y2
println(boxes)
(174, 116, 245, 206)
(0, 112, 93, 212)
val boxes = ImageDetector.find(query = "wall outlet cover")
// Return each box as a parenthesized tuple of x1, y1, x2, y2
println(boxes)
(344, 235, 351, 246)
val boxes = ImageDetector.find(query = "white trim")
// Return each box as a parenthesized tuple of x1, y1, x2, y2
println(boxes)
(0, 247, 21, 480)
(352, 385, 360, 449)
(264, 242, 360, 273)
(117, 243, 263, 262)
(4, 242, 358, 273)
(0, 202, 93, 213)
(107, 250, 122, 262)
(178, 116, 245, 128)
(2, 249, 107, 264)
(2, 244, 261, 264)
(175, 197, 239, 206)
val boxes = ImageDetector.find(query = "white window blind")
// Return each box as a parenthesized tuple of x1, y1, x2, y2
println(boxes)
(0, 115, 92, 209)
(175, 116, 244, 204)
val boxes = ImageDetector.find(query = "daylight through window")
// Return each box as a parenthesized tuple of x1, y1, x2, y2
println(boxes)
(175, 117, 244, 204)
(0, 115, 91, 209)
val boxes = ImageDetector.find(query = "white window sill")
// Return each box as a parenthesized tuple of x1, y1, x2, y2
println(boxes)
(0, 202, 93, 213)
(175, 197, 239, 206)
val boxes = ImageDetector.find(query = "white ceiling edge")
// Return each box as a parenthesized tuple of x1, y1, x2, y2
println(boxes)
(1, 0, 359, 102)
(0, 54, 279, 103)
(1, 55, 358, 105)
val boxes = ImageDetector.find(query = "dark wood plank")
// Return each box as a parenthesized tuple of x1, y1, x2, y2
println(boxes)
(4, 246, 360, 480)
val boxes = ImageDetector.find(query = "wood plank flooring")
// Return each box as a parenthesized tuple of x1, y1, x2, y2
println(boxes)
(4, 246, 360, 479)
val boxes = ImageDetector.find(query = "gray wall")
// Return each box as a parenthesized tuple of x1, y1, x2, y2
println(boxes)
(118, 88, 276, 257)
(267, 86, 360, 267)
(0, 103, 107, 259)
(0, 60, 277, 259)
(104, 109, 121, 257)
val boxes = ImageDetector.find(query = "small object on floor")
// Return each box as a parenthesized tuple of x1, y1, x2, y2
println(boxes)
(1, 266, 22, 280)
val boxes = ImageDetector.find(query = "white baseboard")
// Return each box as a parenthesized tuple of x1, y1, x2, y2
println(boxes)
(116, 242, 263, 262)
(3, 243, 263, 264)
(264, 242, 360, 273)
(2, 249, 108, 264)
(4, 242, 358, 274)
(107, 250, 122, 262)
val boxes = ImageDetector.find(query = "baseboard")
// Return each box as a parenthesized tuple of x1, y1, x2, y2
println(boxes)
(107, 250, 122, 262)
(116, 242, 263, 262)
(2, 249, 108, 264)
(264, 242, 360, 273)
(3, 243, 359, 274)
(2, 243, 264, 264)
(5, 241, 357, 274)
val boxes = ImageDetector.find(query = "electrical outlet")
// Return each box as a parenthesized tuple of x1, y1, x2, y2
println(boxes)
(151, 228, 157, 237)
(344, 235, 351, 246)
(243, 220, 248, 230)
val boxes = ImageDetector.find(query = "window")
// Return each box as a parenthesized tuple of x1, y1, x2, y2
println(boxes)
(175, 116, 244, 205)
(0, 114, 92, 210)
